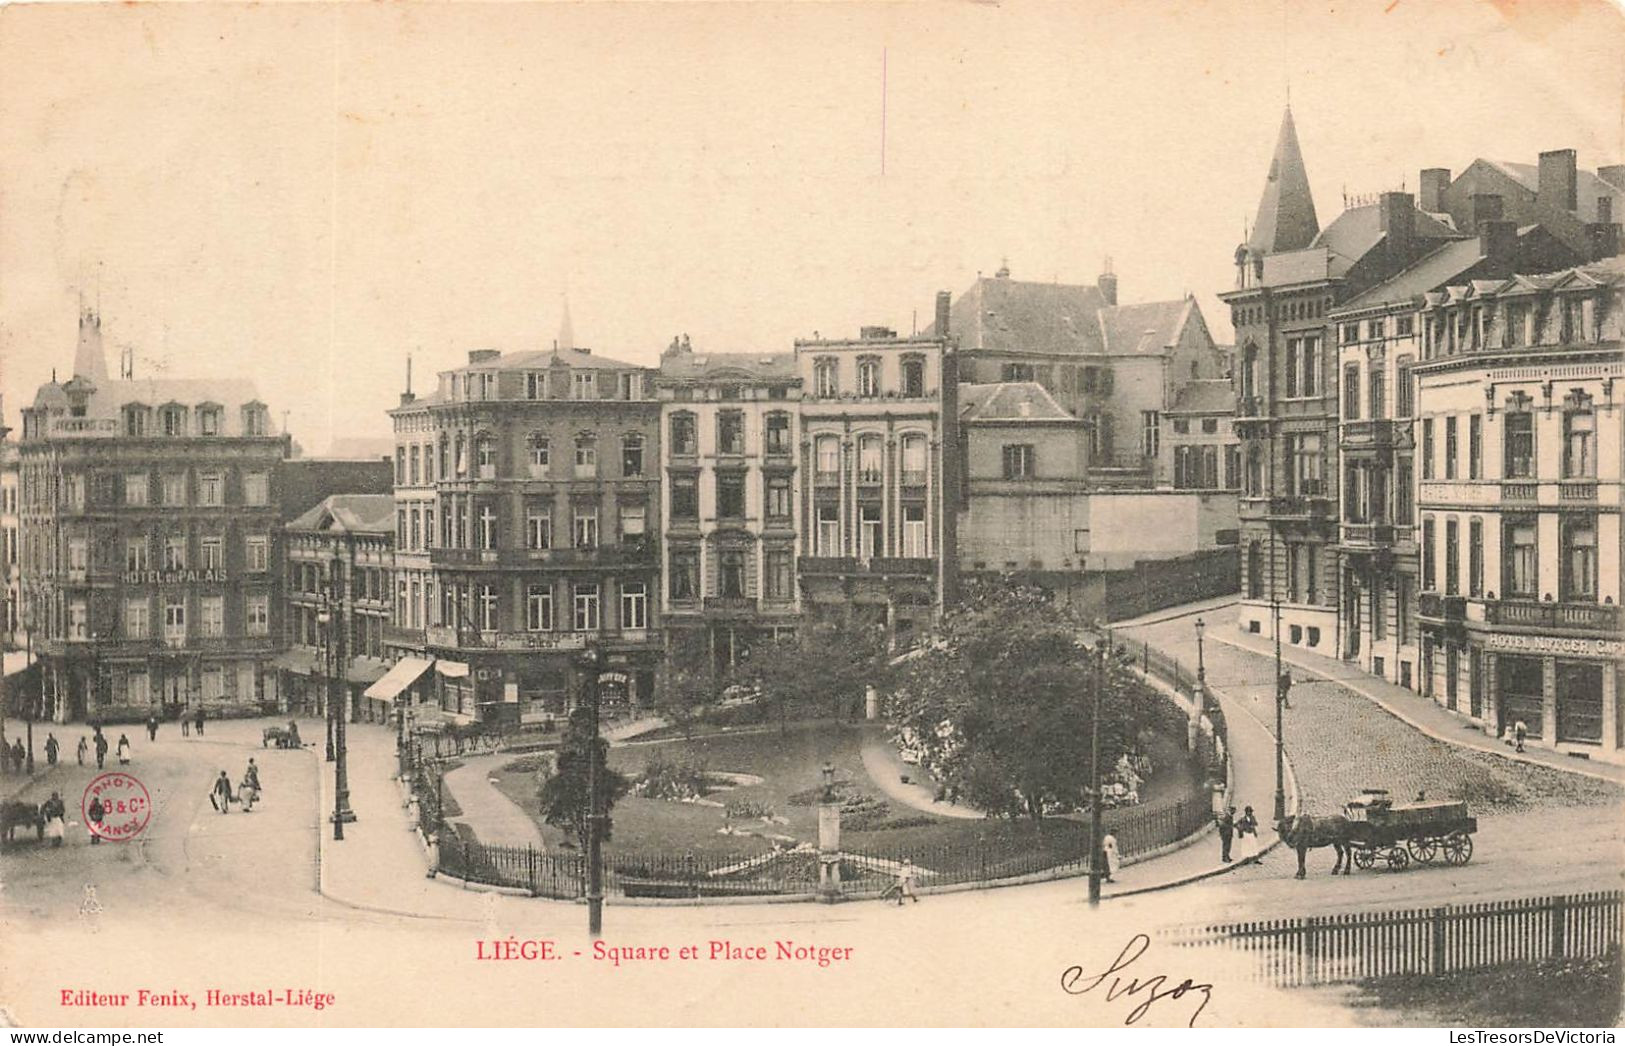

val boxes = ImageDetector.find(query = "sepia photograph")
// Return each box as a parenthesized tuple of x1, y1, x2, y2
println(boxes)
(0, 0, 1622, 1031)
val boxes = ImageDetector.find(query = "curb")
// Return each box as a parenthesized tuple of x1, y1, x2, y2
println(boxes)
(1210, 632, 1625, 787)
(1113, 596, 1242, 631)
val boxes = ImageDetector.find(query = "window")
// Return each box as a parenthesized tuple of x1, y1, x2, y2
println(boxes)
(1396, 356, 1415, 417)
(409, 446, 421, 486)
(1368, 318, 1385, 341)
(1469, 519, 1484, 597)
(1202, 417, 1218, 435)
(1341, 323, 1360, 345)
(528, 435, 550, 475)
(670, 551, 699, 603)
(1444, 519, 1460, 595)
(670, 476, 698, 522)
(161, 406, 187, 436)
(1563, 397, 1596, 478)
(162, 473, 186, 506)
(765, 550, 794, 600)
(163, 601, 186, 643)
(246, 595, 269, 636)
(1001, 362, 1036, 382)
(1504, 519, 1537, 598)
(1343, 365, 1360, 420)
(1285, 336, 1319, 396)
(439, 437, 450, 478)
(125, 537, 149, 573)
(1397, 315, 1414, 337)
(1421, 419, 1435, 480)
(121, 472, 150, 507)
(816, 504, 840, 555)
(901, 435, 927, 486)
(1141, 411, 1159, 458)
(574, 434, 597, 478)
(765, 413, 791, 455)
(858, 435, 883, 484)
(1421, 518, 1436, 590)
(1368, 370, 1386, 420)
(1225, 445, 1242, 490)
(717, 473, 746, 519)
(670, 413, 697, 456)
(475, 435, 496, 479)
(766, 476, 791, 520)
(719, 551, 747, 597)
(396, 447, 406, 485)
(478, 503, 498, 550)
(815, 436, 840, 483)
(573, 504, 598, 548)
(573, 372, 597, 401)
(622, 434, 645, 477)
(125, 598, 149, 639)
(573, 583, 600, 631)
(1562, 517, 1597, 602)
(620, 503, 646, 541)
(200, 596, 224, 637)
(526, 372, 546, 400)
(1287, 543, 1318, 603)
(814, 358, 838, 397)
(1287, 433, 1324, 495)
(717, 411, 745, 455)
(859, 504, 883, 559)
(526, 585, 554, 631)
(247, 535, 267, 572)
(901, 357, 924, 397)
(1397, 462, 1414, 524)
(455, 434, 467, 476)
(198, 472, 224, 506)
(164, 536, 186, 571)
(1002, 444, 1035, 479)
(478, 584, 499, 632)
(1444, 417, 1458, 479)
(200, 536, 223, 571)
(1504, 411, 1534, 478)
(124, 406, 149, 436)
(1172, 419, 1190, 435)
(857, 357, 881, 396)
(243, 472, 268, 506)
(901, 504, 927, 557)
(620, 372, 642, 401)
(620, 581, 647, 630)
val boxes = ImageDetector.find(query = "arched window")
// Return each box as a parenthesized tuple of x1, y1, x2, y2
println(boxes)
(857, 435, 883, 484)
(574, 433, 597, 479)
(123, 404, 150, 437)
(900, 434, 927, 485)
(814, 435, 840, 485)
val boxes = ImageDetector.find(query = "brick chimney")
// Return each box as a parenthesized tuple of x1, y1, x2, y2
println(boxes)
(1469, 193, 1505, 232)
(1479, 220, 1517, 268)
(1598, 165, 1625, 191)
(935, 290, 952, 339)
(1537, 149, 1578, 212)
(1419, 168, 1451, 213)
(1097, 269, 1119, 307)
(1380, 192, 1416, 260)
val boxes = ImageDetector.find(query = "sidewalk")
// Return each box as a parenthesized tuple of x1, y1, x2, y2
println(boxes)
(442, 753, 547, 849)
(1213, 627, 1625, 787)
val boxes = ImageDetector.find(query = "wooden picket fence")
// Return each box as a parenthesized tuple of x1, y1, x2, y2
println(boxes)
(1170, 890, 1622, 987)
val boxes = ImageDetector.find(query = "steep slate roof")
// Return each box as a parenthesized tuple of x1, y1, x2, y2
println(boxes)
(933, 277, 1109, 355)
(1167, 379, 1237, 415)
(1097, 299, 1194, 355)
(288, 494, 396, 535)
(1311, 203, 1462, 271)
(658, 350, 798, 383)
(1339, 238, 1491, 310)
(452, 347, 644, 373)
(959, 382, 1078, 423)
(1249, 107, 1321, 254)
(1484, 160, 1620, 223)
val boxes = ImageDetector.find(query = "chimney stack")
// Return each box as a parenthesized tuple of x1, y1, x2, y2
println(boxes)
(935, 290, 952, 339)
(1097, 270, 1118, 307)
(1479, 220, 1518, 268)
(1379, 192, 1416, 261)
(1469, 193, 1505, 232)
(1587, 223, 1620, 260)
(1419, 168, 1451, 214)
(1537, 149, 1578, 212)
(1597, 165, 1625, 191)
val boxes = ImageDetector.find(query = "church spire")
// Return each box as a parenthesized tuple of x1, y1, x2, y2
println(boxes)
(1247, 106, 1319, 255)
(72, 300, 109, 384)
(557, 293, 575, 353)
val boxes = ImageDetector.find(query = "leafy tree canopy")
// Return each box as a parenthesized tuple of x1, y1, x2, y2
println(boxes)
(538, 706, 631, 850)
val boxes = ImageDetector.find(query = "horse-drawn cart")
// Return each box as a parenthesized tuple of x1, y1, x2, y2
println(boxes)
(1344, 789, 1477, 871)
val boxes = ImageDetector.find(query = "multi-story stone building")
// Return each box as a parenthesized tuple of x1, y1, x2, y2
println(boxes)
(656, 338, 801, 673)
(1161, 379, 1241, 494)
(1411, 256, 1623, 760)
(1, 417, 20, 651)
(938, 264, 1225, 486)
(1418, 150, 1622, 262)
(794, 293, 959, 647)
(1329, 219, 1584, 690)
(276, 494, 395, 720)
(387, 344, 663, 725)
(18, 308, 288, 721)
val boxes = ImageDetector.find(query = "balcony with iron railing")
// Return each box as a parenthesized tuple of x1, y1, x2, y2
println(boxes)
(1480, 599, 1620, 633)
(1266, 494, 1334, 520)
(1338, 522, 1395, 548)
(1339, 419, 1408, 451)
(797, 556, 934, 577)
(703, 596, 758, 615)
(430, 543, 656, 569)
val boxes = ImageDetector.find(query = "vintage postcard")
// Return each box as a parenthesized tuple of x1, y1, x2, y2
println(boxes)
(1, 0, 1622, 1030)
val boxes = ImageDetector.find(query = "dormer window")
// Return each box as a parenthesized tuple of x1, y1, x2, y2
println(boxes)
(160, 405, 188, 437)
(196, 404, 223, 436)
(241, 403, 269, 436)
(573, 372, 597, 400)
(123, 404, 150, 437)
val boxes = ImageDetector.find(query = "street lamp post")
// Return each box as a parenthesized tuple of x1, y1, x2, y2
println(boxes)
(323, 608, 336, 763)
(1272, 598, 1286, 824)
(1194, 617, 1206, 688)
(328, 555, 354, 839)
(1087, 633, 1107, 908)
(579, 642, 607, 937)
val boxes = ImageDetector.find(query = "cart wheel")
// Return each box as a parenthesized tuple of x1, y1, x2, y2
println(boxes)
(1386, 847, 1411, 871)
(1442, 832, 1473, 866)
(1353, 847, 1375, 870)
(1407, 838, 1439, 864)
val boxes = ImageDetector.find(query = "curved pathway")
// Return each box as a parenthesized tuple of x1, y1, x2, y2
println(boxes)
(441, 753, 547, 850)
(857, 730, 983, 820)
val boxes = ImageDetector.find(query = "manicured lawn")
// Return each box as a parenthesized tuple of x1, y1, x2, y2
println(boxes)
(487, 721, 1201, 870)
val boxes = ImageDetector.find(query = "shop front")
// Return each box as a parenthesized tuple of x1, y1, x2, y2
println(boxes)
(1480, 630, 1623, 761)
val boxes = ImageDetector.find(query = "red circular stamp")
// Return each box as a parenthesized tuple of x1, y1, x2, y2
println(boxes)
(81, 772, 152, 842)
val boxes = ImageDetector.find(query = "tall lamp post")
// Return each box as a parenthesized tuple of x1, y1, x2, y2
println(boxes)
(328, 555, 354, 838)
(323, 603, 336, 764)
(578, 641, 608, 937)
(1194, 617, 1206, 687)
(1272, 598, 1287, 824)
(1087, 631, 1108, 908)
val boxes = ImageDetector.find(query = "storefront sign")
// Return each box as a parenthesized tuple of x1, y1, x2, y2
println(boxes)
(1485, 632, 1625, 659)
(598, 670, 632, 687)
(493, 632, 589, 652)
(124, 569, 228, 585)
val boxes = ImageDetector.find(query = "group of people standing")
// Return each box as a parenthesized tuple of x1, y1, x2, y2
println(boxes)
(1216, 804, 1260, 863)
(211, 759, 262, 814)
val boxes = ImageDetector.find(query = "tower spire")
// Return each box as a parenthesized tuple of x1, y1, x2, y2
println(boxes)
(73, 292, 109, 384)
(1247, 106, 1319, 255)
(557, 293, 575, 353)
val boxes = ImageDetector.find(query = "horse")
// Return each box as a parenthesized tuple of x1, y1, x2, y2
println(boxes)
(0, 801, 44, 844)
(1278, 813, 1358, 879)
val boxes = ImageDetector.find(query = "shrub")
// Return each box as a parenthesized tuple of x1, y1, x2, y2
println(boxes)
(633, 758, 720, 801)
(725, 799, 776, 820)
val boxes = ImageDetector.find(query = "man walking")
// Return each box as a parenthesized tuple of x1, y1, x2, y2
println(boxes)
(146, 713, 159, 743)
(210, 771, 234, 814)
(194, 708, 206, 737)
(87, 795, 105, 844)
(1217, 806, 1236, 863)
(44, 733, 59, 767)
(93, 729, 108, 771)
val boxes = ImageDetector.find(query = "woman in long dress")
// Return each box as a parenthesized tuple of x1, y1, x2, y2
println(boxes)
(115, 734, 132, 765)
(1102, 833, 1121, 882)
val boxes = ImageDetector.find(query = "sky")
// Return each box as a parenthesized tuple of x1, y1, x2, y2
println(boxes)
(2, 0, 1623, 454)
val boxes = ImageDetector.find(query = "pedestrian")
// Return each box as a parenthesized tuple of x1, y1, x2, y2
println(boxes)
(146, 714, 159, 743)
(93, 730, 108, 771)
(116, 733, 132, 766)
(194, 708, 206, 737)
(891, 858, 920, 905)
(240, 758, 262, 811)
(1102, 833, 1120, 883)
(1514, 719, 1528, 753)
(1278, 669, 1293, 710)
(287, 720, 301, 748)
(1236, 805, 1259, 858)
(41, 791, 67, 847)
(244, 757, 261, 794)
(44, 733, 59, 767)
(180, 708, 190, 738)
(1217, 806, 1235, 863)
(87, 795, 105, 844)
(76, 736, 88, 766)
(424, 831, 440, 878)
(210, 770, 234, 814)
(11, 738, 23, 772)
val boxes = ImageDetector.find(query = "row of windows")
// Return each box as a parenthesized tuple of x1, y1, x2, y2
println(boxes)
(1420, 515, 1598, 603)
(121, 402, 271, 438)
(1419, 398, 1595, 482)
(1169, 417, 1223, 436)
(668, 547, 796, 603)
(419, 497, 648, 552)
(1343, 462, 1415, 525)
(440, 579, 648, 632)
(444, 369, 653, 403)
(806, 502, 929, 558)
(810, 355, 926, 398)
(1232, 297, 1330, 329)
(1421, 290, 1610, 360)
(668, 411, 792, 457)
(1337, 315, 1415, 345)
(68, 593, 271, 641)
(669, 473, 792, 523)
(807, 434, 931, 485)
(397, 432, 650, 485)
(99, 533, 271, 573)
(57, 470, 269, 511)
(1237, 335, 1324, 402)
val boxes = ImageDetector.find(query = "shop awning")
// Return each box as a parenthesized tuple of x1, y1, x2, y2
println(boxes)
(269, 649, 320, 675)
(364, 657, 435, 701)
(436, 660, 470, 679)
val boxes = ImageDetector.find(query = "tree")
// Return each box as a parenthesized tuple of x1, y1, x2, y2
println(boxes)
(657, 629, 723, 745)
(538, 706, 631, 850)
(740, 618, 891, 731)
(889, 581, 1150, 820)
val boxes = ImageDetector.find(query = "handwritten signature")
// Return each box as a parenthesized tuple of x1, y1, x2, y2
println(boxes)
(1060, 933, 1214, 1028)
